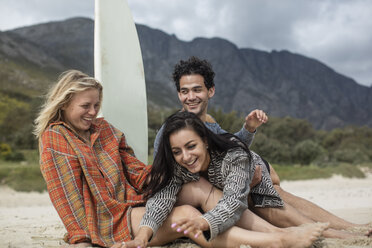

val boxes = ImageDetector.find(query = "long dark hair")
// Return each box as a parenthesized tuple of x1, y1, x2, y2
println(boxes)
(145, 111, 251, 198)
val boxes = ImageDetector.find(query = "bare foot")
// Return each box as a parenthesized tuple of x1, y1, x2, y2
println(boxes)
(353, 227, 372, 237)
(323, 228, 362, 239)
(324, 224, 372, 239)
(344, 222, 372, 237)
(360, 224, 372, 237)
(280, 222, 329, 248)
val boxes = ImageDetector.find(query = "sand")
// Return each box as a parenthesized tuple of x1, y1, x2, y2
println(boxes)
(1, 173, 371, 248)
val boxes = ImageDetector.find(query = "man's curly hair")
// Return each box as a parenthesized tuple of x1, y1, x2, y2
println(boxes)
(172, 56, 215, 92)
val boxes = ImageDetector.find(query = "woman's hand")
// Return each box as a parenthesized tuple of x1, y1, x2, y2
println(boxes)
(171, 217, 209, 238)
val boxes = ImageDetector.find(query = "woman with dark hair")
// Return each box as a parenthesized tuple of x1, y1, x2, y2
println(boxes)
(132, 111, 327, 248)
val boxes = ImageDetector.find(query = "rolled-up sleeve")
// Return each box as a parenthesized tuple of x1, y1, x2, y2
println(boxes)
(234, 126, 255, 148)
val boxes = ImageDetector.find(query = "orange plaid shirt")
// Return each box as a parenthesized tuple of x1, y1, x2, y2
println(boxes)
(40, 118, 150, 247)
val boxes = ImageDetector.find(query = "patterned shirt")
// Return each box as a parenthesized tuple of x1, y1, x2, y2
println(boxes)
(40, 118, 151, 247)
(140, 147, 283, 241)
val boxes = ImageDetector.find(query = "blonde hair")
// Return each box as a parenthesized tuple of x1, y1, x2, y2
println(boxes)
(34, 70, 103, 139)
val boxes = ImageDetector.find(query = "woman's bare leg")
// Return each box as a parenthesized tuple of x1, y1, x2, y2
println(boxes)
(130, 205, 328, 248)
(177, 177, 282, 233)
(130, 206, 199, 246)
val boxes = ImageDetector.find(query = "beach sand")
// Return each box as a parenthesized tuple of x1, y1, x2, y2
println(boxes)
(1, 173, 371, 248)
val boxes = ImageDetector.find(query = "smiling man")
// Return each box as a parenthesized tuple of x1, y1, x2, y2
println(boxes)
(153, 56, 267, 156)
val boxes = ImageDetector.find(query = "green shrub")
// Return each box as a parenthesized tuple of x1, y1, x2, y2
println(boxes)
(0, 149, 45, 192)
(4, 151, 25, 161)
(333, 148, 369, 164)
(0, 143, 12, 159)
(251, 133, 292, 163)
(293, 140, 325, 165)
(0, 143, 26, 161)
(273, 163, 365, 181)
(0, 164, 46, 192)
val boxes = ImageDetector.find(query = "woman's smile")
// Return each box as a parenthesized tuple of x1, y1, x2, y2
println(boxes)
(183, 157, 199, 169)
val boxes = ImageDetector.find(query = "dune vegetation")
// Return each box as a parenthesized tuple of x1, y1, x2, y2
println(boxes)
(1, 107, 372, 192)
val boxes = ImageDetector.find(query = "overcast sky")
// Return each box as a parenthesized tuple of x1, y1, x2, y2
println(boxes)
(0, 0, 371, 87)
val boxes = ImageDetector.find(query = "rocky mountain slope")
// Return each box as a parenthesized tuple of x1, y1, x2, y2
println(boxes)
(3, 17, 371, 129)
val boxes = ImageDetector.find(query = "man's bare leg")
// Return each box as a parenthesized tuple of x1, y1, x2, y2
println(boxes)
(270, 165, 371, 236)
(250, 165, 364, 238)
(207, 222, 328, 248)
(274, 185, 362, 229)
(252, 198, 359, 238)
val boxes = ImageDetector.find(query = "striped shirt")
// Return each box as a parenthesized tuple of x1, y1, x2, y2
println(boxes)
(40, 118, 150, 247)
(140, 147, 283, 241)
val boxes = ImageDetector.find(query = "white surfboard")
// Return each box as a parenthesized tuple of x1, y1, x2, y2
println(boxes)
(94, 0, 148, 164)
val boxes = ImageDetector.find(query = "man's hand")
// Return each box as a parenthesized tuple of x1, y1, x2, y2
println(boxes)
(171, 217, 209, 239)
(250, 165, 262, 188)
(244, 109, 268, 133)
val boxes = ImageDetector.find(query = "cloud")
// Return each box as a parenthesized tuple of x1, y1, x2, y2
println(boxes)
(0, 0, 94, 30)
(292, 0, 372, 85)
(127, 0, 372, 86)
(0, 0, 371, 86)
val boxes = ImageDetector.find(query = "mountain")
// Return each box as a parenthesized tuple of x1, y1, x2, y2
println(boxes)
(3, 17, 372, 130)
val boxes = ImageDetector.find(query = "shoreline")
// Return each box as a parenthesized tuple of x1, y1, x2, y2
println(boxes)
(280, 173, 372, 225)
(1, 174, 371, 248)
